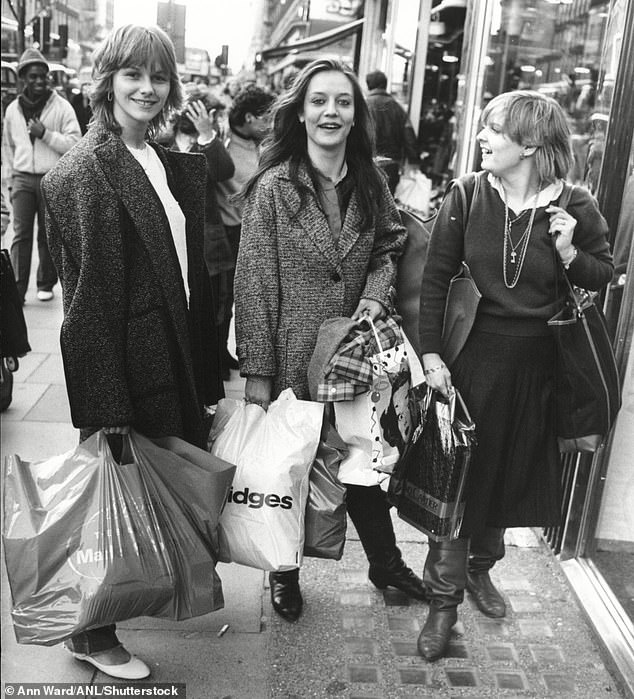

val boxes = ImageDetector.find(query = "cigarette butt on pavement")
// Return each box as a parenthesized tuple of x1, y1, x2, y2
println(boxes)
(217, 624, 230, 637)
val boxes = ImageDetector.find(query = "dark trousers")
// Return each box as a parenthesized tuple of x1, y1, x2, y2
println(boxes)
(65, 625, 120, 655)
(345, 484, 404, 570)
(9, 172, 58, 301)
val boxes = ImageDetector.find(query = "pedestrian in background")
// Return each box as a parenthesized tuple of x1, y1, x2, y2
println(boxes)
(365, 69, 419, 194)
(235, 58, 426, 623)
(417, 90, 613, 661)
(71, 81, 93, 135)
(41, 23, 223, 680)
(2, 47, 81, 303)
(215, 84, 275, 377)
(171, 93, 235, 387)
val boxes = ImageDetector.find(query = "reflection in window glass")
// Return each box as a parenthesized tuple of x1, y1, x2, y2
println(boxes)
(475, 0, 624, 193)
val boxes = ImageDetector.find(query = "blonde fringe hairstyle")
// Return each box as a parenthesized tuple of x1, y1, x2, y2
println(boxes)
(481, 90, 573, 183)
(90, 24, 183, 138)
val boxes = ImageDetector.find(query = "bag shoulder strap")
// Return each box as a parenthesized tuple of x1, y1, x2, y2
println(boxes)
(448, 171, 481, 229)
(558, 181, 575, 211)
(552, 182, 577, 298)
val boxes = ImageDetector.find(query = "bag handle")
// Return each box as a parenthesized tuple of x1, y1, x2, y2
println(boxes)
(449, 171, 481, 234)
(361, 313, 387, 353)
(551, 182, 582, 312)
(426, 385, 472, 425)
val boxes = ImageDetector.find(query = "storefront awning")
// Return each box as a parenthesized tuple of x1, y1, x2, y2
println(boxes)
(260, 18, 364, 61)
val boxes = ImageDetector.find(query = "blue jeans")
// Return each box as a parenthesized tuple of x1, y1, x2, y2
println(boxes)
(65, 625, 120, 655)
(9, 172, 58, 301)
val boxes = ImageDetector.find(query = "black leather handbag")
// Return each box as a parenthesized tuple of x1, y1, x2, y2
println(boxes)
(548, 274, 621, 452)
(547, 185, 621, 452)
(388, 385, 476, 541)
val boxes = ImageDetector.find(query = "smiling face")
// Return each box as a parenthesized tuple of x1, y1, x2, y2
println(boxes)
(22, 65, 49, 100)
(477, 105, 525, 177)
(300, 70, 355, 158)
(111, 63, 170, 135)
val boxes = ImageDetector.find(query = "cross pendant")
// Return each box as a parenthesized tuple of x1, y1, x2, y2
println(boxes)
(511, 251, 517, 263)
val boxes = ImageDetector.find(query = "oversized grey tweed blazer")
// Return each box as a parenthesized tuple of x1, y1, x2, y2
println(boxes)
(235, 161, 407, 400)
(41, 125, 221, 447)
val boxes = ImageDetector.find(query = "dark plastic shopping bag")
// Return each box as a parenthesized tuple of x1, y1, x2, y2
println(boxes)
(388, 386, 476, 541)
(303, 420, 348, 560)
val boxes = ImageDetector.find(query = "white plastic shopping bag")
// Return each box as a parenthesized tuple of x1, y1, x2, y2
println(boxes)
(394, 170, 432, 216)
(211, 388, 323, 571)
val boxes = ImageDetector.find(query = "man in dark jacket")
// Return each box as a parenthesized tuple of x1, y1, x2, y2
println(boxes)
(366, 70, 419, 194)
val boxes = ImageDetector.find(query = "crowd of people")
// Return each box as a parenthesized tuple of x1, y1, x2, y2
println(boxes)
(1, 22, 614, 682)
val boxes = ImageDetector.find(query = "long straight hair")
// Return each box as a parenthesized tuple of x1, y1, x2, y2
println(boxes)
(244, 59, 384, 230)
(90, 24, 183, 139)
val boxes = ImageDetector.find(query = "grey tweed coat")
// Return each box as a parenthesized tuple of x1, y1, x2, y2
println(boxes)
(235, 161, 407, 400)
(41, 125, 222, 447)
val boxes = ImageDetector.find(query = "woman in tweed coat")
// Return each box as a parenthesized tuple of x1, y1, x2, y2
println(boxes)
(41, 25, 222, 680)
(235, 59, 425, 623)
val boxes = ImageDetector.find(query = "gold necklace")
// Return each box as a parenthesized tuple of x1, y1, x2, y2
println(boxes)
(502, 185, 540, 289)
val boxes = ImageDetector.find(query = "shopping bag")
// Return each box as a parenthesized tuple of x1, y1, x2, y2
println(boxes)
(335, 316, 412, 485)
(303, 420, 348, 560)
(548, 284, 621, 452)
(211, 388, 323, 571)
(394, 170, 432, 216)
(547, 183, 621, 452)
(2, 431, 232, 646)
(441, 262, 482, 369)
(145, 434, 236, 564)
(388, 385, 476, 541)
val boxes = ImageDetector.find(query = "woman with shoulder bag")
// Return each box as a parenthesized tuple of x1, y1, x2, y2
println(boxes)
(41, 24, 223, 679)
(234, 58, 426, 623)
(417, 90, 614, 661)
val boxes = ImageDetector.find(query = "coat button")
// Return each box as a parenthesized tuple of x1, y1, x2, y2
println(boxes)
(331, 272, 341, 282)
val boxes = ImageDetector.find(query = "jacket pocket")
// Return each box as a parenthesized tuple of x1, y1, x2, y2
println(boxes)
(126, 308, 176, 399)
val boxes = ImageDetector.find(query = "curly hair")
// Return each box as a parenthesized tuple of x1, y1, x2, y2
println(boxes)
(245, 58, 384, 231)
(228, 85, 275, 129)
(481, 90, 573, 183)
(90, 24, 183, 139)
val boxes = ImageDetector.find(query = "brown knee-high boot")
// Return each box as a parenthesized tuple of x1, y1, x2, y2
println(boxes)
(418, 537, 469, 661)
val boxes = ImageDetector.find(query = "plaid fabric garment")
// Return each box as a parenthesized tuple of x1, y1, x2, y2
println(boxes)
(316, 316, 403, 402)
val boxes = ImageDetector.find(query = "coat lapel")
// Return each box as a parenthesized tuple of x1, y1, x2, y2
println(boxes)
(337, 191, 363, 261)
(92, 131, 197, 389)
(277, 165, 343, 269)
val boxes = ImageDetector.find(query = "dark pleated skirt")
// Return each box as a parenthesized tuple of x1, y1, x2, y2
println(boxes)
(452, 328, 562, 537)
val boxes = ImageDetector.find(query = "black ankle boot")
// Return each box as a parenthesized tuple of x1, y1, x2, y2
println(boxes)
(269, 569, 303, 622)
(369, 564, 426, 600)
(417, 606, 458, 661)
(466, 571, 506, 618)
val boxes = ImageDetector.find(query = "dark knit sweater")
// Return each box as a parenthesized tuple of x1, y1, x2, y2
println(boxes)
(419, 174, 614, 355)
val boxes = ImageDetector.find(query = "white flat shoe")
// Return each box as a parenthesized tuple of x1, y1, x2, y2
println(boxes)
(71, 650, 150, 680)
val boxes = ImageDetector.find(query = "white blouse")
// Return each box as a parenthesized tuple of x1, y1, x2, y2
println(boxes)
(127, 144, 189, 305)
